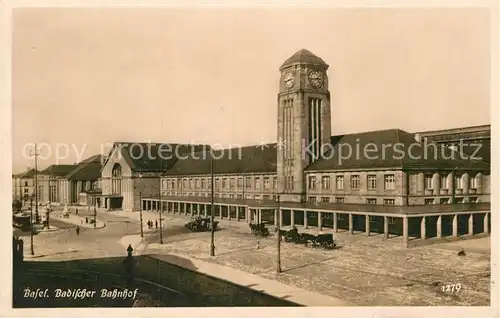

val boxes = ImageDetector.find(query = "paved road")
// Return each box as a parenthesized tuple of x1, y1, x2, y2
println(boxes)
(22, 210, 143, 260)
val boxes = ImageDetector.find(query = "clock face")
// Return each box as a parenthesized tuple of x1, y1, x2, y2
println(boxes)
(284, 72, 295, 89)
(308, 70, 323, 88)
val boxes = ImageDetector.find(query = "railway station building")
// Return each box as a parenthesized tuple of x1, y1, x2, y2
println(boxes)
(99, 49, 491, 246)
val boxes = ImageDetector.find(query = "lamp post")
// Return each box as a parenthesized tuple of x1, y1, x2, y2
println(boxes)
(29, 144, 40, 224)
(93, 200, 97, 228)
(276, 194, 282, 273)
(159, 161, 163, 245)
(138, 170, 144, 238)
(29, 195, 34, 255)
(209, 150, 215, 257)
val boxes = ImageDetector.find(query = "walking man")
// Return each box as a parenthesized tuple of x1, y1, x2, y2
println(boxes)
(155, 220, 158, 229)
(76, 226, 80, 236)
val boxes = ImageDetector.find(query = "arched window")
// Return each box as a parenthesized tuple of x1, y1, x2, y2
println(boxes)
(111, 163, 122, 194)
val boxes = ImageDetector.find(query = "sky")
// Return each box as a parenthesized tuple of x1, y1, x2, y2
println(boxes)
(11, 7, 491, 173)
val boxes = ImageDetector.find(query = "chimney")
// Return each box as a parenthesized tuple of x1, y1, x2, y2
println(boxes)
(414, 133, 422, 143)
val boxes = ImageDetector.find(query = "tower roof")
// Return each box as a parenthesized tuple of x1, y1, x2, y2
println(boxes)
(280, 49, 328, 70)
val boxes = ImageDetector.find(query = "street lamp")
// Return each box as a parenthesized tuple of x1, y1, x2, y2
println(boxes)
(138, 169, 144, 238)
(29, 195, 34, 255)
(209, 149, 216, 257)
(29, 144, 40, 224)
(159, 161, 163, 245)
(276, 194, 282, 273)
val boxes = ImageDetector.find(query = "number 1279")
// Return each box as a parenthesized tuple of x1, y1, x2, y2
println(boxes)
(441, 284, 462, 292)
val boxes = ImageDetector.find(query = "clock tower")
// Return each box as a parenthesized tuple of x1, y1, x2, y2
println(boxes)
(277, 49, 332, 203)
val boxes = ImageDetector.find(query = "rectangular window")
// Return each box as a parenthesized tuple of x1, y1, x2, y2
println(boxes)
(255, 177, 261, 189)
(215, 178, 220, 189)
(441, 175, 448, 189)
(254, 195, 261, 200)
(263, 195, 271, 200)
(237, 177, 243, 187)
(308, 196, 316, 203)
(350, 175, 360, 189)
(237, 194, 243, 199)
(336, 176, 344, 190)
(469, 197, 478, 203)
(229, 194, 234, 199)
(387, 217, 396, 224)
(384, 174, 395, 190)
(454, 197, 464, 204)
(321, 196, 330, 203)
(308, 176, 317, 190)
(383, 199, 395, 205)
(264, 177, 270, 189)
(366, 198, 377, 204)
(245, 194, 253, 199)
(222, 178, 228, 189)
(229, 178, 235, 188)
(367, 175, 377, 190)
(455, 176, 462, 189)
(425, 175, 433, 190)
(246, 177, 252, 188)
(335, 197, 344, 203)
(273, 177, 278, 189)
(189, 179, 193, 189)
(369, 215, 378, 223)
(24, 188, 28, 193)
(321, 176, 331, 190)
(337, 214, 345, 220)
(440, 198, 449, 204)
(424, 198, 434, 205)
(201, 179, 206, 189)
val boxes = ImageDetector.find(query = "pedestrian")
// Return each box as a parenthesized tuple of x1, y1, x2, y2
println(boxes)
(76, 208, 78, 215)
(255, 241, 260, 250)
(155, 220, 158, 229)
(76, 226, 80, 236)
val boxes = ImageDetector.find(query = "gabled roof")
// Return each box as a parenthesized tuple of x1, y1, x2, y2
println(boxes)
(280, 49, 328, 70)
(40, 164, 79, 177)
(13, 168, 39, 179)
(306, 129, 490, 172)
(102, 142, 209, 173)
(164, 144, 277, 176)
(64, 155, 103, 181)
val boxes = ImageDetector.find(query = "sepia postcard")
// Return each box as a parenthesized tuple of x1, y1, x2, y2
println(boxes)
(1, 1, 498, 317)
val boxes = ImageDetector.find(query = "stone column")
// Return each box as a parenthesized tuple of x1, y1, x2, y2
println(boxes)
(274, 209, 278, 227)
(402, 216, 409, 247)
(279, 208, 282, 227)
(421, 216, 426, 239)
(436, 215, 442, 238)
(290, 210, 295, 228)
(432, 173, 440, 195)
(245, 207, 249, 222)
(468, 213, 474, 235)
(333, 212, 338, 233)
(348, 214, 353, 234)
(452, 214, 458, 237)
(204, 204, 208, 217)
(258, 209, 262, 224)
(228, 206, 231, 221)
(318, 212, 322, 230)
(383, 216, 389, 239)
(304, 211, 308, 229)
(236, 206, 240, 221)
(365, 215, 370, 236)
(484, 213, 489, 234)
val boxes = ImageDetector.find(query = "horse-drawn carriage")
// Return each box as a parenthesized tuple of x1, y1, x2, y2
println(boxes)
(184, 217, 218, 232)
(249, 222, 270, 237)
(277, 226, 337, 250)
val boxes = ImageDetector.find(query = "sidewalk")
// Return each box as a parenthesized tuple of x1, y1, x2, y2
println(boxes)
(149, 252, 345, 306)
(52, 213, 106, 229)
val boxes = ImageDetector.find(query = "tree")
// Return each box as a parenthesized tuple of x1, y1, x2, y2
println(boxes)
(12, 199, 22, 213)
